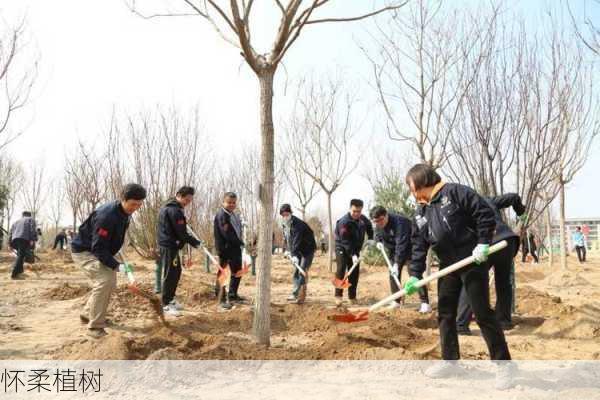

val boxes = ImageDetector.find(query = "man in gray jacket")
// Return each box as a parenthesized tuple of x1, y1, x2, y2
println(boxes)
(8, 211, 38, 279)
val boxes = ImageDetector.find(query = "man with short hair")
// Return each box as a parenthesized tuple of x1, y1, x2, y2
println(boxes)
(370, 205, 431, 313)
(280, 203, 317, 304)
(71, 183, 147, 338)
(572, 226, 586, 263)
(157, 186, 202, 316)
(214, 192, 245, 310)
(334, 199, 374, 305)
(8, 211, 38, 280)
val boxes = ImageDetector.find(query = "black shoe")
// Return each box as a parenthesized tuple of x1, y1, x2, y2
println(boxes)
(86, 328, 108, 339)
(219, 302, 233, 311)
(10, 275, 24, 280)
(457, 326, 472, 336)
(228, 294, 246, 303)
(499, 321, 515, 331)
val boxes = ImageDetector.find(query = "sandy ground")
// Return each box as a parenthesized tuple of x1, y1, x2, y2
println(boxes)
(0, 249, 599, 360)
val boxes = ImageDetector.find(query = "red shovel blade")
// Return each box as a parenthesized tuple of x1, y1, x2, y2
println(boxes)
(332, 276, 351, 289)
(217, 265, 230, 287)
(328, 310, 369, 323)
(234, 264, 250, 278)
(185, 259, 193, 268)
(128, 284, 141, 295)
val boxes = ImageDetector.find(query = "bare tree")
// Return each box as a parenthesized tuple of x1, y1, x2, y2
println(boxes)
(48, 178, 66, 234)
(568, 0, 600, 55)
(0, 155, 23, 233)
(365, 0, 490, 169)
(126, 0, 406, 345)
(21, 161, 47, 220)
(0, 16, 38, 151)
(285, 74, 361, 271)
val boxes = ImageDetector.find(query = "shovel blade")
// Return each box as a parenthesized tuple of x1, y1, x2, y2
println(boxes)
(235, 264, 250, 278)
(328, 311, 369, 323)
(332, 277, 351, 289)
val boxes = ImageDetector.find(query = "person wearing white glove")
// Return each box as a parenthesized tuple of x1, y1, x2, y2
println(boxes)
(333, 199, 374, 305)
(404, 163, 512, 387)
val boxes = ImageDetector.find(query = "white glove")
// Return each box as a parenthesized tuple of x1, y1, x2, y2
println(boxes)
(391, 263, 399, 277)
(291, 256, 300, 266)
(284, 251, 291, 258)
(118, 263, 126, 273)
(472, 244, 490, 265)
(366, 239, 376, 247)
(352, 255, 359, 265)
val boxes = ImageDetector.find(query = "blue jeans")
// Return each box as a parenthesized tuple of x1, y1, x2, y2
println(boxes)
(292, 252, 314, 297)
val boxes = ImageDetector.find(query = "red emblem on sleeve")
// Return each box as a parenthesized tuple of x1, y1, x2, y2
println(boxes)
(98, 228, 109, 238)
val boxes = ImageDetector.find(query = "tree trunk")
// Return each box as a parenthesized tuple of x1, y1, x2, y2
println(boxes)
(559, 179, 567, 270)
(546, 203, 553, 268)
(326, 192, 334, 272)
(252, 70, 275, 346)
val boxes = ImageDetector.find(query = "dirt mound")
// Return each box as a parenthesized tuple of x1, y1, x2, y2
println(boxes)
(55, 334, 133, 360)
(109, 283, 163, 323)
(534, 303, 600, 339)
(516, 285, 563, 317)
(518, 268, 547, 283)
(45, 282, 90, 300)
(544, 271, 592, 288)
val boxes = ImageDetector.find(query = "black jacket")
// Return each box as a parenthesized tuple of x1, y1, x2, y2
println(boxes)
(71, 201, 130, 270)
(157, 199, 201, 250)
(334, 213, 374, 256)
(486, 193, 526, 254)
(214, 208, 244, 257)
(409, 183, 496, 277)
(287, 215, 317, 258)
(374, 212, 411, 266)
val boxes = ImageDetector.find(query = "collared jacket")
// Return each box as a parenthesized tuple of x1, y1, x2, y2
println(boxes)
(374, 212, 411, 266)
(334, 213, 374, 256)
(71, 201, 130, 270)
(409, 183, 496, 277)
(157, 199, 201, 250)
(9, 216, 38, 246)
(286, 215, 317, 259)
(214, 208, 244, 258)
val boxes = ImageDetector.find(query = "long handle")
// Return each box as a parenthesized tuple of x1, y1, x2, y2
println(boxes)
(288, 255, 307, 277)
(368, 240, 508, 313)
(376, 242, 402, 288)
(187, 225, 219, 265)
(118, 250, 136, 285)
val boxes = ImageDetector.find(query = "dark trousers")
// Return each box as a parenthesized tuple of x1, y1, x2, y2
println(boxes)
(215, 250, 242, 301)
(521, 248, 539, 263)
(438, 261, 511, 360)
(457, 239, 516, 328)
(292, 252, 314, 297)
(390, 264, 429, 304)
(52, 237, 66, 250)
(575, 246, 586, 262)
(334, 249, 360, 299)
(160, 247, 182, 306)
(10, 239, 29, 278)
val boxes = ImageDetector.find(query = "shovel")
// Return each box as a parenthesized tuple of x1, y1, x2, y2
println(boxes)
(285, 253, 307, 278)
(376, 242, 402, 289)
(329, 240, 508, 323)
(118, 251, 166, 324)
(332, 254, 362, 289)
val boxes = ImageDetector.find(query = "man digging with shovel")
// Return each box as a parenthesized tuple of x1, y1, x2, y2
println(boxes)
(157, 186, 202, 317)
(370, 205, 431, 313)
(401, 164, 514, 390)
(333, 199, 375, 306)
(280, 204, 316, 305)
(71, 183, 147, 339)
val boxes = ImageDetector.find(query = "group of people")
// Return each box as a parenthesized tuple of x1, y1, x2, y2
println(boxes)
(7, 162, 578, 389)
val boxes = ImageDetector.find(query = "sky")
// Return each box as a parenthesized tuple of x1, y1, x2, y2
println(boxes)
(1, 0, 599, 226)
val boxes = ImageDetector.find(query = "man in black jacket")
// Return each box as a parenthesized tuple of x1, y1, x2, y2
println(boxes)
(71, 183, 146, 338)
(456, 193, 526, 334)
(402, 164, 513, 389)
(334, 199, 374, 305)
(53, 229, 68, 251)
(280, 203, 317, 304)
(214, 192, 245, 310)
(157, 186, 202, 316)
(370, 205, 431, 312)
(8, 211, 38, 279)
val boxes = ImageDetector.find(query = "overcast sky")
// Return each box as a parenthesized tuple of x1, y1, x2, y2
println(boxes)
(1, 0, 599, 225)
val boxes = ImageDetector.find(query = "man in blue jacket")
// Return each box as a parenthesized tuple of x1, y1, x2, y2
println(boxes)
(370, 205, 431, 312)
(334, 199, 374, 305)
(8, 211, 38, 279)
(280, 203, 317, 304)
(71, 183, 146, 338)
(157, 186, 202, 316)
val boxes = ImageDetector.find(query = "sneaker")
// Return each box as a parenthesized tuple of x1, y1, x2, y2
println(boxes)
(163, 305, 181, 317)
(335, 297, 343, 306)
(169, 299, 184, 311)
(219, 302, 233, 311)
(86, 328, 107, 339)
(80, 315, 113, 326)
(387, 301, 401, 310)
(499, 321, 515, 331)
(424, 361, 458, 379)
(495, 362, 516, 390)
(419, 303, 432, 314)
(457, 326, 472, 336)
(287, 294, 298, 302)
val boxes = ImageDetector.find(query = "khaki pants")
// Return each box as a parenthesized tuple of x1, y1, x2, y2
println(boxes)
(72, 251, 117, 329)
